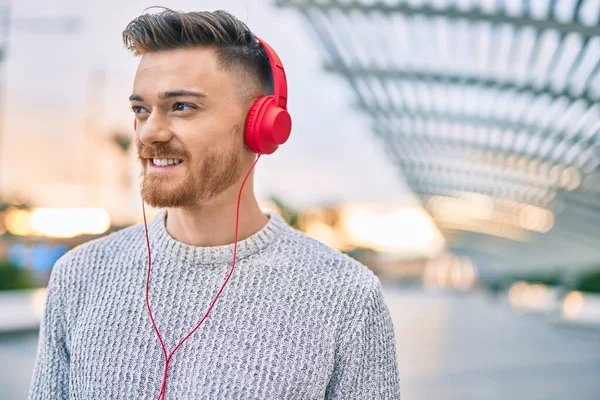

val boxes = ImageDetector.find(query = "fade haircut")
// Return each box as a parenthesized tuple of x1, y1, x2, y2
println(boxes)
(122, 8, 273, 102)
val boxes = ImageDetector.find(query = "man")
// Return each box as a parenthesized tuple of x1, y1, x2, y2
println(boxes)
(29, 8, 401, 400)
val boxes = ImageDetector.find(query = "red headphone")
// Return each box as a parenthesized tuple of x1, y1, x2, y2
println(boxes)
(133, 36, 292, 155)
(244, 36, 292, 155)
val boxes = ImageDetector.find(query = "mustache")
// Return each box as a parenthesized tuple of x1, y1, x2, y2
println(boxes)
(138, 144, 191, 160)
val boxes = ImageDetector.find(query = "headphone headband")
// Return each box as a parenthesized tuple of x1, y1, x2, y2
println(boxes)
(254, 36, 288, 110)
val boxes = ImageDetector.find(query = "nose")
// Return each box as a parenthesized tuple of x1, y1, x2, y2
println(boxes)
(136, 113, 174, 146)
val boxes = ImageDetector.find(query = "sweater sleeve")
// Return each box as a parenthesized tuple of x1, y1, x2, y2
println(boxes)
(29, 257, 71, 400)
(325, 278, 401, 399)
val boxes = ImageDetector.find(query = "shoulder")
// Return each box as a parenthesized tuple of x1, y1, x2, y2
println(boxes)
(51, 223, 145, 279)
(277, 226, 384, 303)
(44, 224, 146, 324)
(281, 226, 377, 276)
(274, 226, 392, 332)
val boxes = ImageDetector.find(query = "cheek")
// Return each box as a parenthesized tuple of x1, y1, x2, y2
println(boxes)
(186, 128, 239, 153)
(178, 108, 244, 152)
(175, 128, 210, 160)
(180, 118, 220, 145)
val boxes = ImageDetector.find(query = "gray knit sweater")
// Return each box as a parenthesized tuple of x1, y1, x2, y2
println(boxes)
(29, 209, 401, 399)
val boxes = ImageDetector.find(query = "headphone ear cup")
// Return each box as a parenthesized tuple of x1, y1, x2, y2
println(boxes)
(245, 97, 271, 154)
(262, 106, 291, 152)
(245, 96, 292, 155)
(244, 98, 264, 153)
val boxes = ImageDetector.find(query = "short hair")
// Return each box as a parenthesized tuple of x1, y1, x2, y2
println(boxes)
(122, 8, 273, 100)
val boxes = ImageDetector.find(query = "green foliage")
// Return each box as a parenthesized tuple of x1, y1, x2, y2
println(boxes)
(0, 201, 31, 211)
(491, 268, 600, 295)
(574, 269, 600, 294)
(503, 270, 563, 288)
(0, 261, 38, 291)
(112, 133, 132, 153)
(343, 246, 373, 260)
(522, 273, 562, 287)
(342, 246, 378, 269)
(269, 196, 300, 229)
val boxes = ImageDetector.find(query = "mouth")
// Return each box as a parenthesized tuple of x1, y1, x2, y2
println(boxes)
(147, 158, 184, 172)
(150, 158, 183, 166)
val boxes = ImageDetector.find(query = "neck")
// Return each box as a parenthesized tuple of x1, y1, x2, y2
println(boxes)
(164, 178, 269, 248)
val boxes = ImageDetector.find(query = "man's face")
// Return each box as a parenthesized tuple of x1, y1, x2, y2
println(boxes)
(130, 47, 251, 209)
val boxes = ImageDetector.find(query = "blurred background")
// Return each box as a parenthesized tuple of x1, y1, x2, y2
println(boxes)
(1, 0, 600, 398)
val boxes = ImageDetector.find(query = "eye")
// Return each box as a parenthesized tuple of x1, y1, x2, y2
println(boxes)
(174, 102, 196, 112)
(131, 106, 148, 114)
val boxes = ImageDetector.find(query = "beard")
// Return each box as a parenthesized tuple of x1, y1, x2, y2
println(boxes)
(138, 140, 242, 209)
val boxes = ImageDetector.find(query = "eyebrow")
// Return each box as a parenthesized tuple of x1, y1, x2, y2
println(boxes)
(129, 90, 207, 102)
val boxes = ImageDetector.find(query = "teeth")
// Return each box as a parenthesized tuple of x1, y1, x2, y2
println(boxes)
(152, 158, 182, 166)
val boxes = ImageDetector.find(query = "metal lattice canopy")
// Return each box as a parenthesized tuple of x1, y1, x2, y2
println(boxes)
(277, 0, 600, 273)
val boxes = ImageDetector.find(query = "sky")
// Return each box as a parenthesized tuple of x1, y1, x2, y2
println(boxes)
(1, 0, 411, 211)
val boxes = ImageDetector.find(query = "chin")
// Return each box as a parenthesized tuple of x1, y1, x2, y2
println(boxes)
(141, 180, 198, 208)
(141, 194, 197, 209)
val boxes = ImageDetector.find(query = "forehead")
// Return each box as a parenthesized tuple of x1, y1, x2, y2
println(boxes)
(133, 47, 233, 98)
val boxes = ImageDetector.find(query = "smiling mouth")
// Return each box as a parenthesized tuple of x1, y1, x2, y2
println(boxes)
(150, 158, 184, 166)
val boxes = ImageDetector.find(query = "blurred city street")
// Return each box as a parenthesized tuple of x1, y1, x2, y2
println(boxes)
(1, 0, 600, 398)
(2, 286, 599, 400)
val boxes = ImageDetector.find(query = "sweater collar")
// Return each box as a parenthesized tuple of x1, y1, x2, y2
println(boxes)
(147, 209, 288, 265)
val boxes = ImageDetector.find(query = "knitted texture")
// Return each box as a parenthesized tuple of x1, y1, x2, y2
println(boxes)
(29, 210, 401, 399)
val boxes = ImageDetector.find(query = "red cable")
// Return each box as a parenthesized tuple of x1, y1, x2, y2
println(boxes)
(142, 154, 262, 400)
